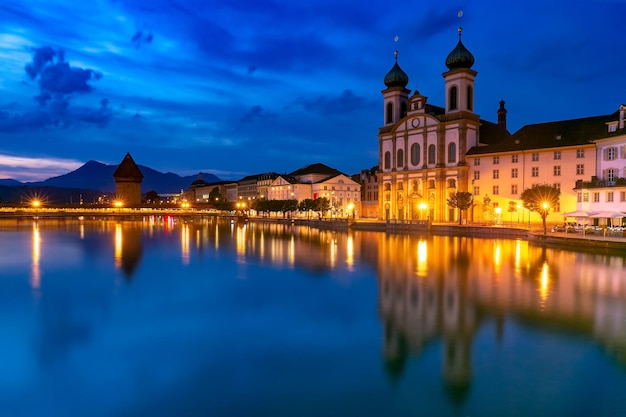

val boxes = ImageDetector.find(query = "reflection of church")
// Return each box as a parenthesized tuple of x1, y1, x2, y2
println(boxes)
(376, 235, 626, 402)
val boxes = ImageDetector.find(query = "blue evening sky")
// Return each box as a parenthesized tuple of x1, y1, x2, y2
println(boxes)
(0, 0, 624, 182)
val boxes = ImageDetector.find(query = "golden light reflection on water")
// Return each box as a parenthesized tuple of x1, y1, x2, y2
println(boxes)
(346, 235, 354, 271)
(181, 223, 190, 265)
(416, 239, 427, 277)
(31, 222, 41, 292)
(538, 262, 551, 308)
(114, 223, 122, 269)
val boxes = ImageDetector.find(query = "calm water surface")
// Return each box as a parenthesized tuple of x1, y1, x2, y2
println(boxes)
(1, 217, 625, 417)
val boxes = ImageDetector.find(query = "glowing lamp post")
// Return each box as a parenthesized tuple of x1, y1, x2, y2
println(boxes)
(541, 201, 549, 235)
(418, 203, 427, 221)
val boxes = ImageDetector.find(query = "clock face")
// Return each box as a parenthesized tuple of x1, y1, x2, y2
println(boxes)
(411, 117, 421, 128)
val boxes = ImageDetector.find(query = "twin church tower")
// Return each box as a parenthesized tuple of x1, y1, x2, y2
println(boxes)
(378, 26, 508, 222)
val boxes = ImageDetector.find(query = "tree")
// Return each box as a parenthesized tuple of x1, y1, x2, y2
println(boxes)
(520, 184, 560, 235)
(144, 190, 160, 204)
(313, 197, 330, 217)
(447, 191, 473, 225)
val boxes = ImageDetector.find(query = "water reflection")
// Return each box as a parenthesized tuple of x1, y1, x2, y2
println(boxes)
(375, 233, 626, 398)
(1, 217, 626, 416)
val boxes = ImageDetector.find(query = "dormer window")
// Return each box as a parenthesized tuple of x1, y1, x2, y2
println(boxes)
(607, 121, 618, 133)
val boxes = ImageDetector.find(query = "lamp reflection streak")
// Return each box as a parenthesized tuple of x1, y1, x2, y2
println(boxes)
(416, 240, 427, 277)
(31, 222, 41, 292)
(114, 223, 122, 269)
(181, 223, 190, 265)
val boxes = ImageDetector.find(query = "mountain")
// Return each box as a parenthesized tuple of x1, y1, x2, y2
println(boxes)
(27, 160, 221, 194)
(0, 179, 23, 186)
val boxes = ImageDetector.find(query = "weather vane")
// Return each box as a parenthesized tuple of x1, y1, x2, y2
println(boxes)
(394, 35, 399, 60)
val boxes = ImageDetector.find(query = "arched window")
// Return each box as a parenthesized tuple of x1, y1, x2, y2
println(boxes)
(448, 179, 456, 188)
(386, 102, 393, 124)
(411, 143, 421, 165)
(448, 142, 456, 163)
(449, 86, 457, 110)
(428, 144, 436, 164)
(467, 86, 473, 111)
(397, 149, 404, 168)
(384, 151, 391, 169)
(400, 102, 407, 118)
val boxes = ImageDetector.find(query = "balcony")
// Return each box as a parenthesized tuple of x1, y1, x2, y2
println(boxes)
(575, 177, 626, 189)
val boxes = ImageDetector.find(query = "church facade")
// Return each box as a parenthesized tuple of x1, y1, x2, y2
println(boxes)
(377, 28, 507, 223)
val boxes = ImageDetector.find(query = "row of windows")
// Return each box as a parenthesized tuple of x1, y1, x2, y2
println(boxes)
(473, 149, 586, 165)
(473, 165, 585, 180)
(578, 191, 626, 203)
(473, 183, 561, 196)
(383, 143, 457, 169)
(603, 146, 626, 161)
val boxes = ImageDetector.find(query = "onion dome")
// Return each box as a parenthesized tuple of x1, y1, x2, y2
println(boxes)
(384, 51, 409, 88)
(445, 27, 474, 70)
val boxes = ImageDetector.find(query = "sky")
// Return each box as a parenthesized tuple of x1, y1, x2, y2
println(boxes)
(0, 0, 625, 182)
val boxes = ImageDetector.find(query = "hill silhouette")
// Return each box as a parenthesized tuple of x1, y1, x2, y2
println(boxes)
(27, 160, 220, 193)
(0, 161, 222, 203)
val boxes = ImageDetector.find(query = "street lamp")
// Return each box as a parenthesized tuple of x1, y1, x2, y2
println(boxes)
(418, 202, 427, 220)
(541, 201, 549, 235)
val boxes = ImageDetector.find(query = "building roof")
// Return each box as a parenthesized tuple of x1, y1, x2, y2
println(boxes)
(288, 163, 343, 178)
(384, 58, 409, 89)
(467, 113, 613, 155)
(113, 152, 143, 181)
(445, 38, 474, 70)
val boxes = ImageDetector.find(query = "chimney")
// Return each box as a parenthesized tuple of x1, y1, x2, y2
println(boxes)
(497, 100, 507, 130)
(620, 104, 626, 129)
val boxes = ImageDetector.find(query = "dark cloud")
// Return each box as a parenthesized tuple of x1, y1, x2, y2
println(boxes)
(8, 46, 112, 130)
(26, 47, 102, 106)
(240, 105, 275, 123)
(131, 30, 153, 48)
(294, 90, 367, 116)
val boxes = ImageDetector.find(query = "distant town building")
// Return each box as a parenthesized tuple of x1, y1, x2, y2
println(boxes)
(267, 163, 361, 217)
(113, 152, 143, 205)
(357, 166, 379, 218)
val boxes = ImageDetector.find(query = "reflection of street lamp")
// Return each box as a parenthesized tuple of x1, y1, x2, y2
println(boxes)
(516, 204, 521, 223)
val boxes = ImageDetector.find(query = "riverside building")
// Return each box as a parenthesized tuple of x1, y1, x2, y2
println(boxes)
(377, 27, 626, 224)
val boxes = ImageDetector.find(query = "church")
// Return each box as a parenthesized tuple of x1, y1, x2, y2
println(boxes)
(377, 26, 507, 223)
(377, 26, 626, 224)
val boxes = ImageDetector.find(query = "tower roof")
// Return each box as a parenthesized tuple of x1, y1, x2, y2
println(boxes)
(445, 28, 474, 70)
(384, 51, 409, 88)
(113, 152, 144, 182)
